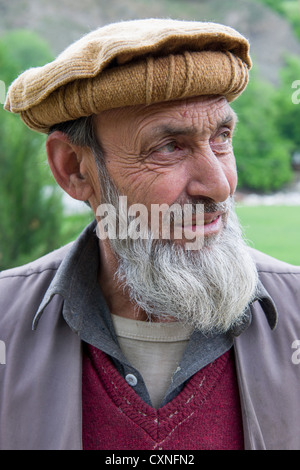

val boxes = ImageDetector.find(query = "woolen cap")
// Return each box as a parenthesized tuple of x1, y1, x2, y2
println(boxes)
(4, 18, 252, 133)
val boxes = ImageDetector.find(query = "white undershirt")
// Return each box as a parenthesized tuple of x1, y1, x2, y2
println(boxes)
(111, 314, 193, 409)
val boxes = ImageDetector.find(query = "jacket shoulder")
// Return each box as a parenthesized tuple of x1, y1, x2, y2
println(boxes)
(0, 243, 73, 281)
(249, 248, 300, 332)
(0, 244, 73, 331)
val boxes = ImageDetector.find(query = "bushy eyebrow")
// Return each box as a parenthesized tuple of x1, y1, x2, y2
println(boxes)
(220, 112, 238, 128)
(148, 112, 238, 142)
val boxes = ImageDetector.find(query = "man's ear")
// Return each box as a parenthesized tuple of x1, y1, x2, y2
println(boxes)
(46, 131, 94, 201)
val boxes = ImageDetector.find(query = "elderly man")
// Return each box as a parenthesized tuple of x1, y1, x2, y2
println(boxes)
(1, 19, 300, 451)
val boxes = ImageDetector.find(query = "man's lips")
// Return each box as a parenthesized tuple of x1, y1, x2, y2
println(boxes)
(178, 211, 225, 237)
(202, 214, 223, 236)
(203, 211, 223, 225)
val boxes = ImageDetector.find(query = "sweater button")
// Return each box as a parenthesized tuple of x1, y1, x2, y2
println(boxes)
(125, 373, 138, 387)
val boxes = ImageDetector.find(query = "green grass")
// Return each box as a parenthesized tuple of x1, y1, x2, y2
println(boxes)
(236, 205, 300, 266)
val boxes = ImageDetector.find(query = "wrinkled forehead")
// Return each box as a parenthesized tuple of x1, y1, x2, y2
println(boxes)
(94, 95, 236, 137)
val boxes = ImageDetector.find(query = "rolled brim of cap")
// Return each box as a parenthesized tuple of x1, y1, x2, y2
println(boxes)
(4, 18, 252, 134)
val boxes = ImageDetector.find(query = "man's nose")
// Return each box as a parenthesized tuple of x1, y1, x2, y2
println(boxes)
(185, 148, 234, 203)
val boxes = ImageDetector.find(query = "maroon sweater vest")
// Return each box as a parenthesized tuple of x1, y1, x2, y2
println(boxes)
(82, 345, 244, 450)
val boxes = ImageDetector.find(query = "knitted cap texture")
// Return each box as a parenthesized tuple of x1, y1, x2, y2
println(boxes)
(4, 18, 252, 133)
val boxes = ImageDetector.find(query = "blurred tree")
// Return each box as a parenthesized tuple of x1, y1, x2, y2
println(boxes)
(0, 30, 64, 269)
(274, 55, 300, 155)
(255, 0, 300, 39)
(232, 68, 293, 192)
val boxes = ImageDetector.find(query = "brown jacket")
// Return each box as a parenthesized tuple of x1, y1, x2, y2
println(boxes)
(0, 240, 299, 450)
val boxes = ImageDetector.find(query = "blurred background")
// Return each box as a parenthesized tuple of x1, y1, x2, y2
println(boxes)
(0, 0, 300, 268)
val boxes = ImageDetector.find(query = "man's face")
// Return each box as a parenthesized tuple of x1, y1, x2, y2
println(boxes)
(93, 95, 238, 244)
(89, 95, 257, 332)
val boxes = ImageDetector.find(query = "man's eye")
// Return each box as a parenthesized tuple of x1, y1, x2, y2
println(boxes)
(213, 131, 230, 144)
(156, 142, 178, 153)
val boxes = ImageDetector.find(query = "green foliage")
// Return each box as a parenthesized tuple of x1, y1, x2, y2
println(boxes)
(0, 30, 63, 270)
(59, 211, 95, 246)
(0, 29, 54, 84)
(254, 0, 288, 14)
(232, 68, 293, 192)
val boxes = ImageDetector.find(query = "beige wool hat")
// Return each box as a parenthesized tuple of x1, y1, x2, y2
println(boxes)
(4, 18, 252, 134)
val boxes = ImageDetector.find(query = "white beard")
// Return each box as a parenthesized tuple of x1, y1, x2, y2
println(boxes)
(98, 169, 258, 335)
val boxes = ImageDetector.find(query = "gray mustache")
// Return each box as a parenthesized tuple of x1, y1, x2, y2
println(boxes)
(167, 197, 232, 220)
